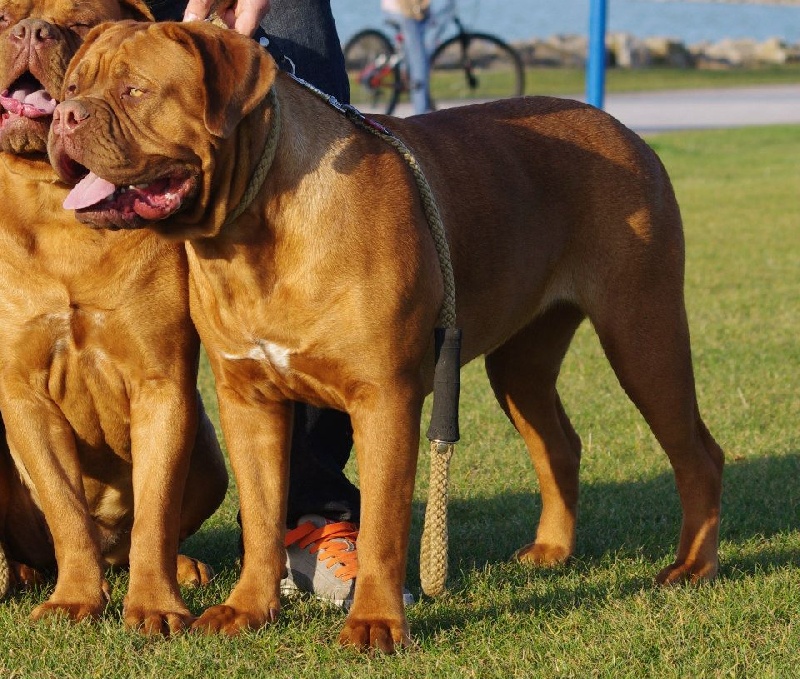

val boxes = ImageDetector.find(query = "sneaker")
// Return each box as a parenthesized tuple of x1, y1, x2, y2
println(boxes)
(281, 514, 414, 610)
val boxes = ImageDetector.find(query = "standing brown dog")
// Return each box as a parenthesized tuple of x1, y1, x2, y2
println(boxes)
(50, 22, 724, 651)
(0, 2, 227, 632)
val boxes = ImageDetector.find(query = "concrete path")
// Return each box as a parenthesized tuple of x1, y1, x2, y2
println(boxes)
(602, 84, 800, 135)
(390, 83, 800, 135)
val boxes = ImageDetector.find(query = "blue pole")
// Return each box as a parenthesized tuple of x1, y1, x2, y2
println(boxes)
(586, 0, 608, 109)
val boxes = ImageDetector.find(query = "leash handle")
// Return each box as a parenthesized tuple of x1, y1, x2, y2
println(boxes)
(203, 0, 230, 28)
(420, 327, 461, 597)
(420, 440, 454, 597)
(426, 327, 461, 444)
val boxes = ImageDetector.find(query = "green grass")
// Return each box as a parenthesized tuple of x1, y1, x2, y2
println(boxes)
(527, 63, 800, 96)
(1, 124, 799, 677)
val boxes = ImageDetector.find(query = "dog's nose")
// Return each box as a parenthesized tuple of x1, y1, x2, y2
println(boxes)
(10, 18, 56, 46)
(53, 100, 91, 133)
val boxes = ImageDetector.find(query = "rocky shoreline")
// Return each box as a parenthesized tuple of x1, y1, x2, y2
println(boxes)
(513, 34, 800, 68)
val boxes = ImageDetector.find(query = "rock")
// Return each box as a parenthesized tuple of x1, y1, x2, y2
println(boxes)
(608, 32, 651, 68)
(507, 34, 800, 70)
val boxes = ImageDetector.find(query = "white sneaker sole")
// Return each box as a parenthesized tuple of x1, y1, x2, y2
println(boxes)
(280, 577, 414, 611)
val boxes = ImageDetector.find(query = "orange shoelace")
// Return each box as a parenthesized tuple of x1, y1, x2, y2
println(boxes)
(284, 521, 359, 581)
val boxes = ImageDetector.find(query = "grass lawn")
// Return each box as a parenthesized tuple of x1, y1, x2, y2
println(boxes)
(1, 123, 798, 677)
(527, 63, 800, 97)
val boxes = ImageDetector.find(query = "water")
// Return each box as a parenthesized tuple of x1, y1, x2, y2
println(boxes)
(331, 0, 800, 46)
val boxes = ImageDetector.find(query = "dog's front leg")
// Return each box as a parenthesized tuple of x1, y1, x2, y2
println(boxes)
(192, 387, 291, 636)
(339, 382, 422, 653)
(123, 383, 197, 636)
(0, 392, 107, 621)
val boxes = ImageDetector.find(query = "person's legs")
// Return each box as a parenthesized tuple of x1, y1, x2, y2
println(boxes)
(257, 0, 389, 608)
(287, 406, 358, 526)
(256, 0, 359, 528)
(390, 13, 432, 114)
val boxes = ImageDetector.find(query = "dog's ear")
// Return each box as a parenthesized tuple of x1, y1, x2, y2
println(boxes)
(171, 23, 278, 139)
(118, 0, 154, 22)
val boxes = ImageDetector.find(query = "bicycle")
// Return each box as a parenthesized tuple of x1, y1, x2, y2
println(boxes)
(343, 0, 525, 115)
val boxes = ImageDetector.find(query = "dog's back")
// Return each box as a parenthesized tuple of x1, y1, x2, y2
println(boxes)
(370, 96, 682, 363)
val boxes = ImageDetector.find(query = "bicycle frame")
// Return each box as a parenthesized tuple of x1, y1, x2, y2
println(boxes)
(346, 0, 524, 115)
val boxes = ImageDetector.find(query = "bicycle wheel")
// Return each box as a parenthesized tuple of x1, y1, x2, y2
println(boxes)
(342, 29, 403, 114)
(428, 32, 525, 108)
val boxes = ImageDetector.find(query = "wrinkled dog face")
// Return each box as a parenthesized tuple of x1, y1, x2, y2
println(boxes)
(49, 21, 275, 234)
(48, 22, 205, 230)
(0, 0, 149, 155)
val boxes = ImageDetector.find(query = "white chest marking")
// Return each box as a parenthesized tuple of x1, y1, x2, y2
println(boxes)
(222, 340, 292, 374)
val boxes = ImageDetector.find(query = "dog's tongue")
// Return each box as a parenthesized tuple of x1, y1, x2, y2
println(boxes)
(63, 172, 118, 210)
(0, 86, 57, 117)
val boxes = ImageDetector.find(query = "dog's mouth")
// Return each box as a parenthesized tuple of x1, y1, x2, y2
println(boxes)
(61, 161, 198, 226)
(0, 72, 57, 126)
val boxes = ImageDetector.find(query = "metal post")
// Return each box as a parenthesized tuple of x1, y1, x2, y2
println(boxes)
(586, 0, 608, 109)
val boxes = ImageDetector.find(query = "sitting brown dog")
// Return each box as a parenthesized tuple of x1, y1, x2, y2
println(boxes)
(50, 22, 724, 650)
(0, 2, 228, 632)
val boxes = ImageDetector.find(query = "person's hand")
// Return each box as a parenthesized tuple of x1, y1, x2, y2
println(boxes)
(183, 0, 271, 37)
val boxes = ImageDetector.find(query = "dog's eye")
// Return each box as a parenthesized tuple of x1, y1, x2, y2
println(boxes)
(0, 14, 10, 28)
(125, 86, 145, 98)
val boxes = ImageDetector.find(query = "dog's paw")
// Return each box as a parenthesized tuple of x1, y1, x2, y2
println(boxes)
(338, 616, 412, 654)
(30, 579, 110, 622)
(123, 604, 194, 637)
(191, 604, 278, 636)
(513, 542, 572, 566)
(656, 558, 718, 585)
(30, 599, 105, 622)
(176, 555, 214, 587)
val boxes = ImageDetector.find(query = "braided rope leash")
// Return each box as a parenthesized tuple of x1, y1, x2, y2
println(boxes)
(0, 541, 10, 599)
(224, 55, 462, 597)
(326, 98, 461, 598)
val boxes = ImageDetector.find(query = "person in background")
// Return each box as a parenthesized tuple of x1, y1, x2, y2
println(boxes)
(146, 0, 381, 609)
(381, 0, 433, 114)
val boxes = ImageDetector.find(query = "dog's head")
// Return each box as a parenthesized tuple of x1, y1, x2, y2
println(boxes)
(0, 0, 151, 155)
(48, 20, 277, 233)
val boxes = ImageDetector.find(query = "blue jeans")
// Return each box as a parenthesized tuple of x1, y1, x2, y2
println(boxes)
(387, 12, 432, 114)
(144, 0, 359, 525)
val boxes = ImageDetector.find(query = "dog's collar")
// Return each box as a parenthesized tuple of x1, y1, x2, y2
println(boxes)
(222, 87, 281, 228)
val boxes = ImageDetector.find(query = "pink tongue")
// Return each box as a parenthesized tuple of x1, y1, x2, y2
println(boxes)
(0, 87, 57, 117)
(63, 172, 118, 210)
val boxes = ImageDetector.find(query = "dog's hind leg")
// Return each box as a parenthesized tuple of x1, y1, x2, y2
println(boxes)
(484, 303, 586, 566)
(589, 266, 724, 583)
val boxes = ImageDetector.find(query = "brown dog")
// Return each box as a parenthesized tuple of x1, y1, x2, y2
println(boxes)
(0, 2, 228, 631)
(49, 22, 724, 650)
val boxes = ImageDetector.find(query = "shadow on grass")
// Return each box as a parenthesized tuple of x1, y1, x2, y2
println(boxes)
(24, 448, 784, 633)
(181, 449, 799, 585)
(402, 450, 800, 640)
(408, 449, 799, 576)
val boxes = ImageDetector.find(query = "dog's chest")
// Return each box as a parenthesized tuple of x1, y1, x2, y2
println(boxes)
(211, 332, 340, 408)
